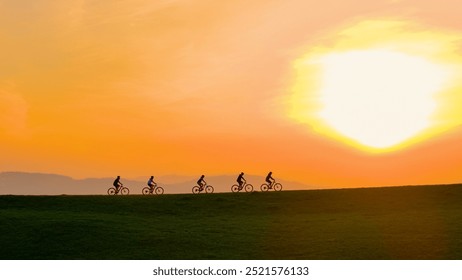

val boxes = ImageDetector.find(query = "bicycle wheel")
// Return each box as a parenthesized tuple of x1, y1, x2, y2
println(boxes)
(155, 187, 164, 195)
(120, 187, 129, 195)
(107, 187, 117, 195)
(273, 183, 282, 191)
(231, 184, 240, 193)
(142, 187, 151, 195)
(192, 186, 200, 194)
(245, 184, 253, 192)
(260, 184, 269, 192)
(205, 185, 214, 194)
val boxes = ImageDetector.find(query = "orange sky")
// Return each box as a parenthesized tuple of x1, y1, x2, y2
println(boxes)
(1, 0, 462, 188)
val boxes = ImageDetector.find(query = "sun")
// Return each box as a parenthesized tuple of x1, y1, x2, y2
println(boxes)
(289, 20, 462, 152)
(317, 49, 448, 149)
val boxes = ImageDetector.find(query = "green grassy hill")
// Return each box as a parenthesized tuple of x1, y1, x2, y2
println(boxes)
(1, 185, 462, 259)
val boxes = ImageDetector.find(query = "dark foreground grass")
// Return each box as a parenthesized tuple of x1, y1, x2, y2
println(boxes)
(1, 185, 462, 259)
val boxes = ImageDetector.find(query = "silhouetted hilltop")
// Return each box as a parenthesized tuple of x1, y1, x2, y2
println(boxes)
(0, 172, 75, 195)
(0, 172, 140, 195)
(0, 172, 313, 195)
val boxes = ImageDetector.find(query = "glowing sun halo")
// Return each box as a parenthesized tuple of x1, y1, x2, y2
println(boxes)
(317, 49, 448, 149)
(289, 20, 462, 152)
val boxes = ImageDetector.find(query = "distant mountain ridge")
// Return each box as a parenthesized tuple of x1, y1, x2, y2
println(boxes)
(0, 172, 313, 195)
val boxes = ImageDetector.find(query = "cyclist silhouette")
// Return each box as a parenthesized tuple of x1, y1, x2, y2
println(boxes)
(266, 172, 275, 188)
(192, 175, 214, 194)
(197, 175, 206, 189)
(113, 176, 123, 191)
(237, 172, 246, 188)
(147, 176, 155, 188)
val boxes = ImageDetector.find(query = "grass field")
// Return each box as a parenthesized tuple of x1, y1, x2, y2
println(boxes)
(1, 185, 462, 259)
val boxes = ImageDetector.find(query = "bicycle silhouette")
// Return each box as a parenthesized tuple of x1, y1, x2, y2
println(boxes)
(192, 182, 214, 194)
(260, 181, 282, 192)
(142, 183, 164, 195)
(231, 182, 253, 193)
(107, 184, 129, 195)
